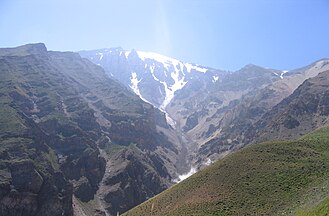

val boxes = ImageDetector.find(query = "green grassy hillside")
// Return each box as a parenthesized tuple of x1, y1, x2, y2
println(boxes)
(297, 198, 329, 216)
(123, 126, 329, 216)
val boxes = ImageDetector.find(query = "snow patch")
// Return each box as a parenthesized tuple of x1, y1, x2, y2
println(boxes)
(273, 70, 288, 79)
(280, 70, 288, 79)
(137, 51, 207, 74)
(97, 52, 104, 61)
(273, 71, 279, 76)
(137, 51, 181, 70)
(129, 72, 151, 104)
(124, 51, 131, 58)
(129, 72, 141, 95)
(159, 67, 187, 109)
(124, 50, 209, 109)
(204, 158, 213, 166)
(212, 75, 219, 83)
(185, 63, 208, 73)
(174, 167, 197, 183)
(165, 113, 176, 129)
(149, 65, 159, 81)
(147, 60, 187, 109)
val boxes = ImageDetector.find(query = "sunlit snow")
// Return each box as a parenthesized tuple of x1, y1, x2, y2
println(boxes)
(129, 72, 151, 104)
(212, 75, 219, 83)
(122, 50, 209, 109)
(204, 158, 213, 166)
(174, 167, 197, 183)
(124, 51, 131, 58)
(185, 63, 208, 73)
(165, 113, 176, 128)
(97, 52, 104, 61)
(280, 70, 288, 79)
(137, 52, 189, 109)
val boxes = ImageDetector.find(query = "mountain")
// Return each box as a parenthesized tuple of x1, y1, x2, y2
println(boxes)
(255, 69, 329, 142)
(197, 60, 329, 164)
(123, 126, 329, 216)
(79, 49, 290, 166)
(0, 44, 184, 216)
(79, 48, 225, 110)
(167, 64, 282, 143)
(81, 48, 329, 172)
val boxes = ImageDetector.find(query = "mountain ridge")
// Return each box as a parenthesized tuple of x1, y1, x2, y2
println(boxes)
(81, 47, 329, 170)
(0, 43, 185, 216)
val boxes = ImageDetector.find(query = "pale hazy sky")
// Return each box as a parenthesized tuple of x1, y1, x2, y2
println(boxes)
(1, 0, 329, 70)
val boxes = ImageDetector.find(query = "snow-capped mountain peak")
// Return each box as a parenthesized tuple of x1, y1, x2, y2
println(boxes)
(80, 48, 220, 110)
(129, 50, 209, 74)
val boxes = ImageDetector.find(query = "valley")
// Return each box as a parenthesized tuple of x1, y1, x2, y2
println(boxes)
(0, 43, 328, 216)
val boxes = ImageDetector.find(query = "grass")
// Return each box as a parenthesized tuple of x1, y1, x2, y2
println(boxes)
(296, 198, 329, 216)
(102, 141, 127, 158)
(0, 104, 27, 135)
(123, 126, 329, 216)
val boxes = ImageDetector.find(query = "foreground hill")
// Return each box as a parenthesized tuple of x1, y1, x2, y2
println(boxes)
(123, 126, 329, 216)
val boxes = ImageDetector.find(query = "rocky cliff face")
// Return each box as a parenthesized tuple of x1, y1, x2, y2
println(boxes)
(0, 44, 182, 216)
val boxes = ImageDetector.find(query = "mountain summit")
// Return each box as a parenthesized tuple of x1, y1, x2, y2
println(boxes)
(80, 48, 221, 110)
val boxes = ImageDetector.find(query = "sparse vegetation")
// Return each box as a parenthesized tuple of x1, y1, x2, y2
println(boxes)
(297, 198, 329, 216)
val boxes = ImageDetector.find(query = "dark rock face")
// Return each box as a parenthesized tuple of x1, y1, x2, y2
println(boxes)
(0, 44, 181, 216)
(183, 112, 200, 132)
(283, 115, 300, 129)
(102, 149, 170, 215)
(10, 161, 43, 194)
(0, 148, 73, 216)
(73, 176, 94, 202)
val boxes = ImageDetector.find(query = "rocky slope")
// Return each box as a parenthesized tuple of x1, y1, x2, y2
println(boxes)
(167, 64, 282, 144)
(0, 43, 183, 216)
(255, 69, 329, 142)
(197, 60, 329, 164)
